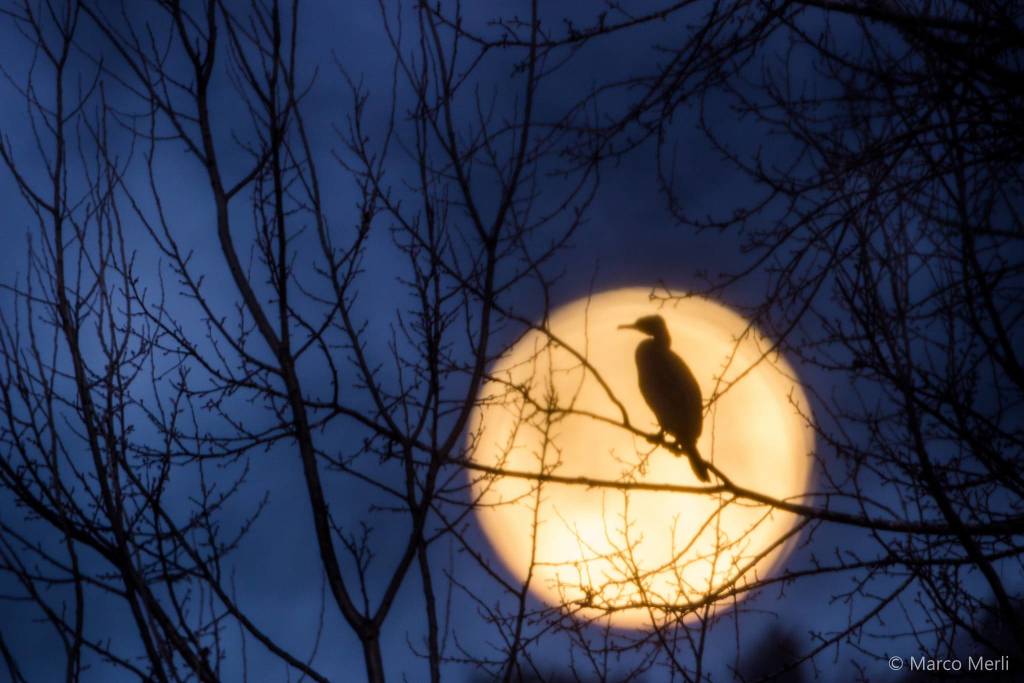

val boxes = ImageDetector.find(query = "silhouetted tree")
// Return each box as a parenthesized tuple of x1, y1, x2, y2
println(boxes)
(1, 0, 1021, 682)
(433, 0, 1024, 676)
(0, 0, 589, 681)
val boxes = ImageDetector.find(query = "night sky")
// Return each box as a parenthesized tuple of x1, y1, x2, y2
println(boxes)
(1, 2, 1020, 682)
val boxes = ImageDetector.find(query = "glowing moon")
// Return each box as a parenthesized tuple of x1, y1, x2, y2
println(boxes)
(467, 288, 815, 628)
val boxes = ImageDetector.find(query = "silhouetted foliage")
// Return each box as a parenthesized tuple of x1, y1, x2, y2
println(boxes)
(735, 628, 807, 683)
(468, 673, 642, 683)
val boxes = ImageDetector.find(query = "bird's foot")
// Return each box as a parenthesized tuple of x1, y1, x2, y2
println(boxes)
(645, 430, 665, 446)
(646, 431, 686, 456)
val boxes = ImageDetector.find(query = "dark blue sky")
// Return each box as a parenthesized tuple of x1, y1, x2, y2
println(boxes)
(1, 2, 1005, 682)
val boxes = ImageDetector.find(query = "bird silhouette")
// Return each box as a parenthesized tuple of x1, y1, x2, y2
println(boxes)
(619, 314, 710, 482)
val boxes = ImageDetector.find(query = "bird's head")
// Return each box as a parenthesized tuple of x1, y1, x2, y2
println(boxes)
(618, 314, 670, 343)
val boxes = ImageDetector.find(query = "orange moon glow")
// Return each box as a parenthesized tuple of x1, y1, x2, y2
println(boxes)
(467, 288, 815, 628)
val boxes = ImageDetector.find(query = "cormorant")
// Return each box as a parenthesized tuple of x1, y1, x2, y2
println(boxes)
(619, 315, 710, 482)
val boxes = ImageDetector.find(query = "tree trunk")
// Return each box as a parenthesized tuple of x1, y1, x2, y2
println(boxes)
(363, 635, 386, 683)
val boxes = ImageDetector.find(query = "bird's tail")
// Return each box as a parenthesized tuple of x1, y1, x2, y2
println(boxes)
(682, 443, 711, 483)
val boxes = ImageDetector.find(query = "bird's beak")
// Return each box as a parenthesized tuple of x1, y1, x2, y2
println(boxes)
(618, 323, 636, 331)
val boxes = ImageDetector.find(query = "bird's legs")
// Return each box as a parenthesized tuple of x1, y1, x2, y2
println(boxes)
(645, 429, 666, 446)
(646, 429, 681, 454)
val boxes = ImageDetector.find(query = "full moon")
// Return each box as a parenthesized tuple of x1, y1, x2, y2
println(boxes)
(467, 288, 815, 628)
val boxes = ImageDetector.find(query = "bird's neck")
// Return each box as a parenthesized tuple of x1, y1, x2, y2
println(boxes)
(650, 331, 670, 347)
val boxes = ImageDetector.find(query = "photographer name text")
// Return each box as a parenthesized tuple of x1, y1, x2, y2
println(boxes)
(908, 655, 1010, 673)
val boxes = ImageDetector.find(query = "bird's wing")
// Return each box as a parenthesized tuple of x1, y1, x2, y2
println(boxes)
(637, 345, 703, 441)
(664, 351, 703, 438)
